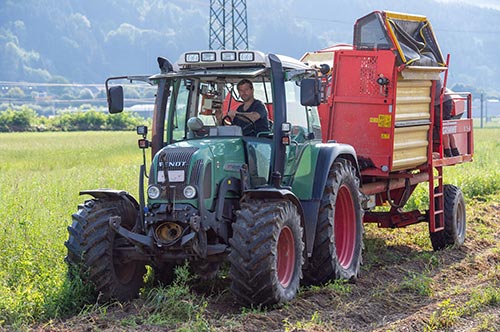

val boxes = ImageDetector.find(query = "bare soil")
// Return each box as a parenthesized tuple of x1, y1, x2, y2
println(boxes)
(35, 200, 499, 332)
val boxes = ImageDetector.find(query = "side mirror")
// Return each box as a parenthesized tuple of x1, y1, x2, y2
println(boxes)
(300, 78, 321, 106)
(107, 86, 124, 113)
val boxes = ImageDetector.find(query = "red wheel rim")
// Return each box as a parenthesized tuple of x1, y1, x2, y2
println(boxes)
(335, 184, 356, 268)
(277, 225, 295, 288)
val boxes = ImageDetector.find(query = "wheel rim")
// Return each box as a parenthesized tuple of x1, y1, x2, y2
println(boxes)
(335, 184, 356, 268)
(277, 225, 295, 288)
(455, 199, 466, 241)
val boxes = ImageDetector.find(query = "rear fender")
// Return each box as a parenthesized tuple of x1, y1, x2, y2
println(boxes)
(302, 143, 359, 257)
(312, 144, 359, 200)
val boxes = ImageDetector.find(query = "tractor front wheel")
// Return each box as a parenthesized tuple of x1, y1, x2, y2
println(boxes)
(229, 199, 303, 306)
(65, 197, 146, 301)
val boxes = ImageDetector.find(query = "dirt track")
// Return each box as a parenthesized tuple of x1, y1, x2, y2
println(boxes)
(37, 200, 499, 331)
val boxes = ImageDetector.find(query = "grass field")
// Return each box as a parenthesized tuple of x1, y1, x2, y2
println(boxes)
(0, 129, 498, 330)
(0, 131, 142, 328)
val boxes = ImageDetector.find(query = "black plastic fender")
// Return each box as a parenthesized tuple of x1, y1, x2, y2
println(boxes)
(79, 189, 140, 214)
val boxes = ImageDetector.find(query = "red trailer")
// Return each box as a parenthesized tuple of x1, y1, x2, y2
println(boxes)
(302, 11, 474, 249)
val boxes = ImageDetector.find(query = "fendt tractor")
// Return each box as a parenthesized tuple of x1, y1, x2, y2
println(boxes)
(65, 11, 473, 306)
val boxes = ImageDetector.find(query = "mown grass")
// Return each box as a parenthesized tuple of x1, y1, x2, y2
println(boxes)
(0, 128, 498, 330)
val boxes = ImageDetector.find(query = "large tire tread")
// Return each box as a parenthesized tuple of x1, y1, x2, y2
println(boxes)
(303, 159, 363, 285)
(228, 199, 303, 306)
(65, 198, 146, 302)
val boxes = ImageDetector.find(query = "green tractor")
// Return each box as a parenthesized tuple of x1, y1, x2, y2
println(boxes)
(65, 50, 364, 306)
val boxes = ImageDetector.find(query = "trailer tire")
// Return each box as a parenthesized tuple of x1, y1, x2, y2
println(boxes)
(303, 159, 363, 285)
(229, 199, 303, 306)
(430, 184, 466, 250)
(65, 198, 146, 301)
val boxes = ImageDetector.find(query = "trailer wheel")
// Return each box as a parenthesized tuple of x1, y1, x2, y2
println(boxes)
(229, 199, 303, 306)
(430, 184, 466, 250)
(303, 159, 363, 285)
(65, 198, 146, 301)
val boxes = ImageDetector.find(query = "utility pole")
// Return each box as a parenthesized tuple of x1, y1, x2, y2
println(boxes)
(480, 93, 484, 128)
(485, 97, 488, 123)
(209, 0, 248, 50)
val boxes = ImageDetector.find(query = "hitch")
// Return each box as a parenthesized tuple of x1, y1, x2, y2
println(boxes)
(109, 216, 154, 248)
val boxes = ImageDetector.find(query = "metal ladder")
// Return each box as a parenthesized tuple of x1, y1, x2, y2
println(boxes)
(429, 165, 444, 232)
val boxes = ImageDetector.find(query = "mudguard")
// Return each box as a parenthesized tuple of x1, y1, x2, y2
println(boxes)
(79, 189, 140, 211)
(301, 143, 359, 257)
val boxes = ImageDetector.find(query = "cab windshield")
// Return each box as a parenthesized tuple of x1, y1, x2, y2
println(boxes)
(165, 73, 321, 143)
(167, 75, 273, 142)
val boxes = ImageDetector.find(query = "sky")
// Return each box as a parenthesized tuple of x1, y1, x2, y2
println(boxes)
(437, 0, 500, 10)
(170, 0, 500, 11)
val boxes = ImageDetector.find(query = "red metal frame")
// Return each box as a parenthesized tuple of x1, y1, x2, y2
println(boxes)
(316, 46, 473, 231)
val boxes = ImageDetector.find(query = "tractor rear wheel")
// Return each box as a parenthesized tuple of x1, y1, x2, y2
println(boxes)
(303, 159, 363, 285)
(430, 184, 466, 250)
(229, 199, 303, 306)
(65, 197, 146, 301)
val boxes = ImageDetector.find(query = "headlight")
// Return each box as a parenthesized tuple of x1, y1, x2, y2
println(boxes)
(183, 185, 197, 199)
(147, 185, 161, 199)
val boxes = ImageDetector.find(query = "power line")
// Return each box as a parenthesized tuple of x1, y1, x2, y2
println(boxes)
(0, 81, 103, 88)
(0, 97, 155, 104)
(292, 15, 500, 34)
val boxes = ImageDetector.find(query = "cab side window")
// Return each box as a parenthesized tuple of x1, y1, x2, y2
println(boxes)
(171, 79, 190, 141)
(284, 80, 321, 141)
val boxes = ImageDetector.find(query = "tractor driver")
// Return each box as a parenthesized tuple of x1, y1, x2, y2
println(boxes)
(227, 79, 270, 136)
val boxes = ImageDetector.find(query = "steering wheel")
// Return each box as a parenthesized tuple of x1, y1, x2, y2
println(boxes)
(222, 113, 257, 136)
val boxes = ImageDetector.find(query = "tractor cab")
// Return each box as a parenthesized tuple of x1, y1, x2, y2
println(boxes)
(107, 50, 323, 195)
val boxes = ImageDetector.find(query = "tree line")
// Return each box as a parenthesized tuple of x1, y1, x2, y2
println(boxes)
(0, 106, 146, 132)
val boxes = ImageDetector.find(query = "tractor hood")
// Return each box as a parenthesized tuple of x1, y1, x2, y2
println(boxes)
(147, 138, 246, 206)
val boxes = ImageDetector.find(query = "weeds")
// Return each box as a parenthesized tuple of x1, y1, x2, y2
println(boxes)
(425, 286, 500, 331)
(138, 264, 209, 328)
(400, 271, 433, 297)
(283, 311, 323, 332)
(324, 279, 353, 295)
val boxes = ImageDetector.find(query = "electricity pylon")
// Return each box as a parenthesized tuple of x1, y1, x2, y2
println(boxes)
(209, 0, 248, 50)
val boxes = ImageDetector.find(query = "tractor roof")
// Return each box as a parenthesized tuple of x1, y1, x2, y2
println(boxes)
(175, 49, 310, 71)
(149, 50, 312, 81)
